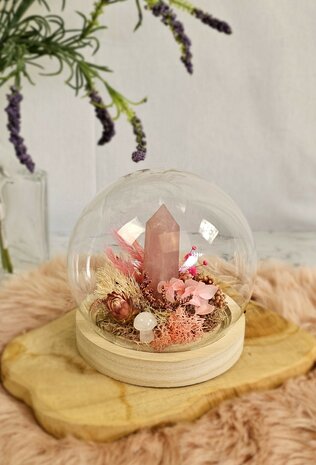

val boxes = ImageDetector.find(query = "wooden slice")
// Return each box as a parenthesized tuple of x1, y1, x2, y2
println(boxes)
(1, 302, 316, 442)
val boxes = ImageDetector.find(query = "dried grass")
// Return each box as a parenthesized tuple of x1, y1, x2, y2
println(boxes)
(95, 260, 147, 309)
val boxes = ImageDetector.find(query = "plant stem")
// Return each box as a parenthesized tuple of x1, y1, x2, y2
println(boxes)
(169, 0, 193, 14)
(10, 0, 37, 27)
(134, 0, 143, 31)
(0, 219, 13, 274)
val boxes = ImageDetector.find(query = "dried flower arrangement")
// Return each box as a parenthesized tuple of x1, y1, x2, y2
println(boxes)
(88, 234, 230, 352)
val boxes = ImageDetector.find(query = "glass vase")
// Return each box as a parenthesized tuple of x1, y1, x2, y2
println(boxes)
(0, 168, 49, 278)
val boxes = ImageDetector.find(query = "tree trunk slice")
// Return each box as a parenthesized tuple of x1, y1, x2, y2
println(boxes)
(1, 302, 316, 442)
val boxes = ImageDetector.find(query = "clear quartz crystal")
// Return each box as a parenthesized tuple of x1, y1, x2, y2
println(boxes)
(0, 168, 49, 273)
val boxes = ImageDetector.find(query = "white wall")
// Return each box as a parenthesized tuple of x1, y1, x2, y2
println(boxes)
(1, 0, 316, 235)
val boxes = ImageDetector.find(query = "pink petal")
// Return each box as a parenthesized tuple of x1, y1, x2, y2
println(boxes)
(189, 295, 201, 307)
(199, 285, 218, 300)
(176, 287, 185, 296)
(195, 303, 215, 315)
(182, 286, 195, 299)
(199, 289, 217, 300)
(166, 287, 175, 302)
(188, 266, 197, 276)
(184, 279, 198, 288)
(157, 281, 166, 293)
(171, 278, 185, 292)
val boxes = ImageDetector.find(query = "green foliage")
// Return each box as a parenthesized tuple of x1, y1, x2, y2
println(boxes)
(0, 0, 191, 184)
(0, 0, 141, 122)
(0, 0, 232, 153)
(0, 1, 107, 91)
(0, 223, 13, 273)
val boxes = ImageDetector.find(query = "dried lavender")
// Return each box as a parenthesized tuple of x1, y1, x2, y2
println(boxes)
(131, 115, 147, 162)
(5, 87, 35, 173)
(89, 90, 115, 145)
(149, 1, 193, 74)
(192, 9, 232, 35)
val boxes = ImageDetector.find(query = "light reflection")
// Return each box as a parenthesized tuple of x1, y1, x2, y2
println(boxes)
(86, 255, 91, 279)
(117, 217, 145, 245)
(199, 219, 219, 244)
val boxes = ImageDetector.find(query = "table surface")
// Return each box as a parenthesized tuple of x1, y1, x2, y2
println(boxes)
(51, 231, 316, 267)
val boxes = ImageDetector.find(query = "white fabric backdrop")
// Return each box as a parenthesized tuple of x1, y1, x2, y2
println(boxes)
(0, 0, 316, 234)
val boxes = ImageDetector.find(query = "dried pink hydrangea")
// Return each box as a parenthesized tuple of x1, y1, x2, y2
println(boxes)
(158, 277, 218, 315)
(157, 277, 185, 302)
(182, 279, 218, 315)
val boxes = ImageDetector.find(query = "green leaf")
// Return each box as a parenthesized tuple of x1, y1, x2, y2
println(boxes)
(11, 0, 37, 28)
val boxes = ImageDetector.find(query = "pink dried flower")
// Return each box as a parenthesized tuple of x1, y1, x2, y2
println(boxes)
(182, 279, 218, 315)
(106, 248, 133, 274)
(179, 246, 202, 273)
(105, 248, 141, 280)
(105, 292, 137, 323)
(151, 306, 204, 351)
(105, 229, 144, 280)
(157, 278, 185, 302)
(113, 230, 144, 264)
(188, 266, 197, 276)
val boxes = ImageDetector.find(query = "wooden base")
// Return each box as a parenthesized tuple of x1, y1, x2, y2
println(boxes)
(76, 311, 245, 387)
(2, 302, 316, 442)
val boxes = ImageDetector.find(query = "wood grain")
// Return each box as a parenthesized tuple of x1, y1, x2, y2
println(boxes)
(1, 302, 316, 442)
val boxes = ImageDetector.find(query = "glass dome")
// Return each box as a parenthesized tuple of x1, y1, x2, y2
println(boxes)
(68, 169, 256, 353)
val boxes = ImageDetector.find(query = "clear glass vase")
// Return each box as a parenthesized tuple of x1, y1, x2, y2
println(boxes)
(0, 167, 49, 278)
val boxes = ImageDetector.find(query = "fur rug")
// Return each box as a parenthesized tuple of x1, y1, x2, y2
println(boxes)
(1, 258, 316, 465)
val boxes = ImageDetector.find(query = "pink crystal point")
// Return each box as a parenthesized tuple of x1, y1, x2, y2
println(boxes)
(143, 204, 180, 293)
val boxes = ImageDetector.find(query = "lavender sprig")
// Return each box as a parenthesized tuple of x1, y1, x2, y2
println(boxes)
(89, 90, 115, 145)
(148, 1, 193, 74)
(5, 87, 35, 173)
(192, 9, 232, 35)
(131, 115, 147, 162)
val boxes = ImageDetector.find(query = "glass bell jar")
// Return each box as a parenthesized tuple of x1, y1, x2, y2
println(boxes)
(68, 169, 256, 365)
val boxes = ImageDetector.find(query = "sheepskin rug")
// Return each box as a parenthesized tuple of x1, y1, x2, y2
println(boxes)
(1, 258, 316, 465)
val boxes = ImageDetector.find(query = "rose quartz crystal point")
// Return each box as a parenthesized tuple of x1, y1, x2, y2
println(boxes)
(143, 204, 180, 293)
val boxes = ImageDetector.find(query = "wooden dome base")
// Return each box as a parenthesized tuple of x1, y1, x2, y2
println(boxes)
(76, 310, 245, 387)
